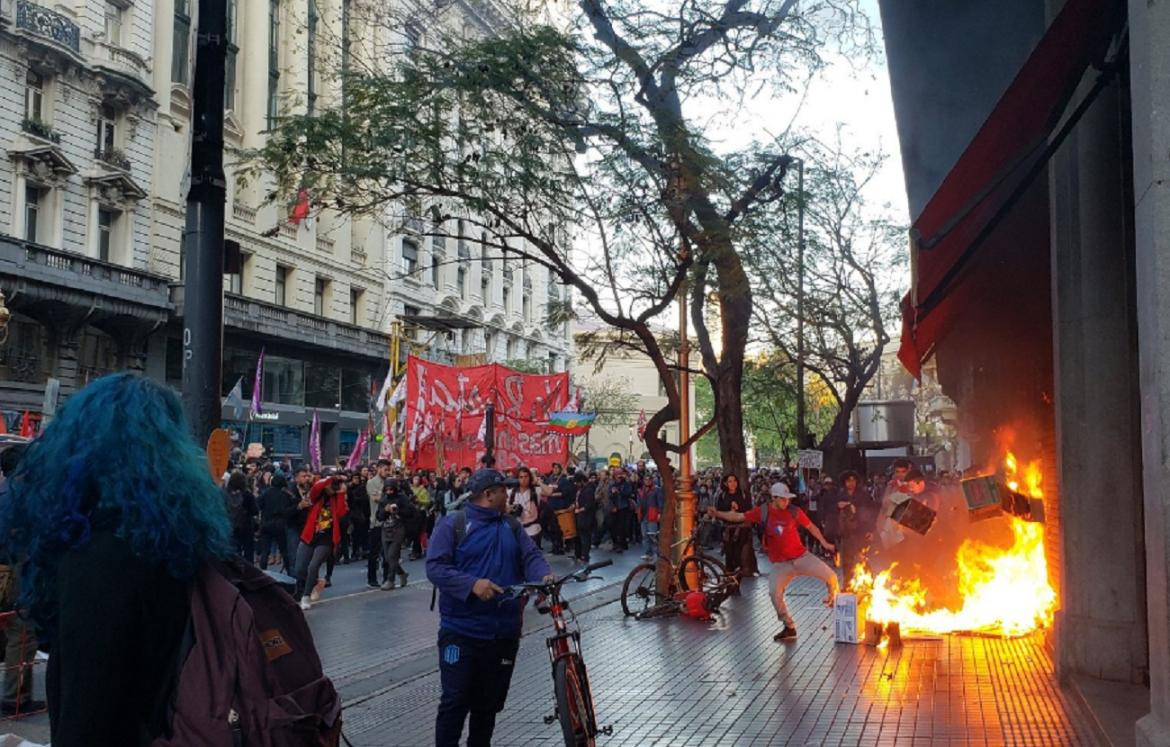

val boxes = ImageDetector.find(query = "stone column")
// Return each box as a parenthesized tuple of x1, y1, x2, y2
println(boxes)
(1049, 74, 1148, 685)
(1128, 0, 1170, 743)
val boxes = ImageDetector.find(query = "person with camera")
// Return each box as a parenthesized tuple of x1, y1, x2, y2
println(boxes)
(376, 479, 414, 590)
(295, 473, 349, 610)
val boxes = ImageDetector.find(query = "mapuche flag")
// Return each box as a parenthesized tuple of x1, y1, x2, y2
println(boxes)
(548, 411, 597, 435)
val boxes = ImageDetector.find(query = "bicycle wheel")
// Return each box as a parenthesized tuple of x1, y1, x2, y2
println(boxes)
(554, 654, 596, 746)
(620, 562, 659, 617)
(677, 555, 727, 592)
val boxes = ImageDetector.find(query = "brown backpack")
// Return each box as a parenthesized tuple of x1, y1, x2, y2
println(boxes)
(152, 556, 342, 747)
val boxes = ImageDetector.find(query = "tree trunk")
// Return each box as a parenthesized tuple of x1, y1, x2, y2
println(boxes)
(713, 253, 753, 483)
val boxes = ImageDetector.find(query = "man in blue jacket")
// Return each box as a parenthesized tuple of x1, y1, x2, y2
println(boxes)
(426, 468, 553, 747)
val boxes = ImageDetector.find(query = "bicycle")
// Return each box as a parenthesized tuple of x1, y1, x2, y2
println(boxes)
(501, 559, 615, 746)
(620, 518, 731, 618)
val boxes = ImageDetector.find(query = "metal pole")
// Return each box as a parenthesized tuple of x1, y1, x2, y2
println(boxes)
(483, 401, 495, 464)
(677, 274, 697, 588)
(182, 0, 228, 444)
(794, 158, 807, 449)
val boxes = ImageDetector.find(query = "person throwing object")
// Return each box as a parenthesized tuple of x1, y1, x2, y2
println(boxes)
(708, 482, 838, 641)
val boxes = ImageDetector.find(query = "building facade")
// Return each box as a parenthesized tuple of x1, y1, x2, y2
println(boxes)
(0, 0, 571, 462)
(879, 0, 1169, 742)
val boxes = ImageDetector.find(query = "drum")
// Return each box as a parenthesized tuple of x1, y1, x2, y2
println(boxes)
(555, 508, 578, 540)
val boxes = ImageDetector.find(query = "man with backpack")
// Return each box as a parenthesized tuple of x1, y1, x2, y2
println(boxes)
(426, 468, 554, 747)
(708, 482, 837, 642)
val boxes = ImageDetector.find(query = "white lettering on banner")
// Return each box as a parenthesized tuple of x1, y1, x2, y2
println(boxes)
(252, 411, 279, 421)
(797, 449, 824, 470)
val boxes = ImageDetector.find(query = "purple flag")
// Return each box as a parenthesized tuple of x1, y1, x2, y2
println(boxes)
(249, 347, 265, 417)
(308, 411, 321, 471)
(345, 429, 368, 471)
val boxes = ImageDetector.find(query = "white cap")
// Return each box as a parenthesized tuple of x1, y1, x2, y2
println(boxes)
(770, 482, 795, 499)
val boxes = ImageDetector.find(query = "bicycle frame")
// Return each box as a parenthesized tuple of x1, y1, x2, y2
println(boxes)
(542, 587, 585, 668)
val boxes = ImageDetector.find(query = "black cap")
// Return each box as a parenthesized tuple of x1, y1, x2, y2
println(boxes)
(466, 468, 518, 496)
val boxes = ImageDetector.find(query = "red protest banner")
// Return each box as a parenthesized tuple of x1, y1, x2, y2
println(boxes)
(404, 356, 570, 472)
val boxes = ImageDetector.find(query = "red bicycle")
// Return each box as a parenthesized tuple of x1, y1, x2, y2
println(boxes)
(503, 559, 614, 746)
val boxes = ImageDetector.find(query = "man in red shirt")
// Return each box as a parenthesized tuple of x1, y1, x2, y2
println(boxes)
(709, 482, 838, 641)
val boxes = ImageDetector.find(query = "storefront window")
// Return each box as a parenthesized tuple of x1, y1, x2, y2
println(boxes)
(222, 347, 304, 405)
(305, 360, 341, 409)
(341, 368, 372, 412)
(339, 429, 359, 457)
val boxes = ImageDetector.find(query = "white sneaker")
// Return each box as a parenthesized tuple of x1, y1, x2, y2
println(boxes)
(299, 597, 312, 611)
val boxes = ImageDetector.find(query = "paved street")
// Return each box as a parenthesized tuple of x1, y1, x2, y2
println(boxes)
(2, 548, 1104, 746)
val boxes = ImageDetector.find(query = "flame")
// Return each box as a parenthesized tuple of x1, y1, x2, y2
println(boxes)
(850, 452, 1057, 638)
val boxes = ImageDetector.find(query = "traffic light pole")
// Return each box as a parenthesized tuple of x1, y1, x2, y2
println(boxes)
(182, 0, 228, 443)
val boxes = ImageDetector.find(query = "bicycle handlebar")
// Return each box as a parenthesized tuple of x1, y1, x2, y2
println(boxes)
(499, 559, 614, 598)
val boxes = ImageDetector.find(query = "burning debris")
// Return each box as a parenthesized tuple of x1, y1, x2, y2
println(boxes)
(845, 453, 1057, 645)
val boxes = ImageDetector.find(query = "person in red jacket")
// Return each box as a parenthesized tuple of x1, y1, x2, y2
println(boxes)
(296, 473, 349, 610)
(709, 481, 837, 642)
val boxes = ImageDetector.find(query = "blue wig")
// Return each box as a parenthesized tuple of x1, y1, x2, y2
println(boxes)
(0, 373, 232, 625)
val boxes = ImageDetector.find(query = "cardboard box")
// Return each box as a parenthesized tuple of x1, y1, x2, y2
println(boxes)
(834, 593, 861, 644)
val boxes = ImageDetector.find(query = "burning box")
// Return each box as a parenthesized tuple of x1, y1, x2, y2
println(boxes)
(888, 494, 937, 535)
(833, 593, 861, 644)
(961, 475, 1046, 523)
(962, 476, 1004, 522)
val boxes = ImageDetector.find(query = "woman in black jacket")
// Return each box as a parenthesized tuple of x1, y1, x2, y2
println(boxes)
(0, 373, 233, 746)
(715, 473, 758, 577)
(257, 474, 296, 570)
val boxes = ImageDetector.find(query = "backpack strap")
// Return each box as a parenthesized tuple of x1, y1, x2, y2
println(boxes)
(430, 511, 523, 611)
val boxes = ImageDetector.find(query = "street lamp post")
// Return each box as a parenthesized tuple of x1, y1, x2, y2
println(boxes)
(794, 158, 807, 449)
(676, 271, 697, 588)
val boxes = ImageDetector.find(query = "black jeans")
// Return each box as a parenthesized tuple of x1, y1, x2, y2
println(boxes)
(257, 524, 287, 571)
(435, 630, 520, 747)
(574, 527, 593, 562)
(367, 527, 387, 585)
(612, 509, 631, 550)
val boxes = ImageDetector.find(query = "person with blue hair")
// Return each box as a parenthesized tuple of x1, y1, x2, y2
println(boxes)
(0, 372, 233, 746)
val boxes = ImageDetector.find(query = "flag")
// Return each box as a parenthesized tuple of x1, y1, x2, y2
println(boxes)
(548, 410, 597, 435)
(345, 429, 368, 470)
(373, 372, 393, 412)
(636, 408, 648, 439)
(308, 411, 321, 471)
(476, 411, 489, 447)
(564, 385, 583, 413)
(289, 188, 310, 226)
(224, 377, 245, 419)
(249, 348, 265, 417)
(380, 412, 397, 459)
(19, 411, 33, 438)
(386, 376, 407, 410)
(0, 413, 7, 435)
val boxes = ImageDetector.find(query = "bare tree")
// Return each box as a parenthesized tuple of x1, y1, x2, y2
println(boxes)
(748, 140, 904, 474)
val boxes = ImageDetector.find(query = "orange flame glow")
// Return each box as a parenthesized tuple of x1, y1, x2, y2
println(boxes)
(850, 453, 1056, 638)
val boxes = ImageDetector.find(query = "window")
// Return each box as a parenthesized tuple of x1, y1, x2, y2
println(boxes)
(314, 276, 329, 316)
(25, 70, 44, 122)
(97, 209, 114, 261)
(484, 331, 493, 356)
(506, 338, 516, 359)
(225, 269, 242, 294)
(523, 293, 531, 322)
(96, 104, 116, 154)
(431, 252, 441, 288)
(350, 287, 363, 325)
(225, 0, 239, 110)
(275, 265, 289, 306)
(403, 304, 420, 340)
(548, 352, 558, 373)
(24, 185, 42, 243)
(178, 231, 186, 281)
(457, 265, 467, 298)
(502, 285, 510, 312)
(172, 0, 191, 84)
(402, 238, 419, 276)
(104, 2, 123, 46)
(267, 0, 281, 128)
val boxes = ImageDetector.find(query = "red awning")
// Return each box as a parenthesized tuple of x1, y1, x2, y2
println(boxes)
(898, 0, 1123, 379)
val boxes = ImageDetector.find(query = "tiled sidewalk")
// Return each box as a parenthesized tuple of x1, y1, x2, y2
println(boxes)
(341, 572, 1101, 746)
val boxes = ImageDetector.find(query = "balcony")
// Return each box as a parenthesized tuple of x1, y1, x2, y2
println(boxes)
(92, 41, 154, 103)
(94, 146, 131, 172)
(171, 289, 391, 361)
(0, 237, 170, 327)
(232, 201, 257, 224)
(13, 0, 81, 60)
(21, 117, 61, 144)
